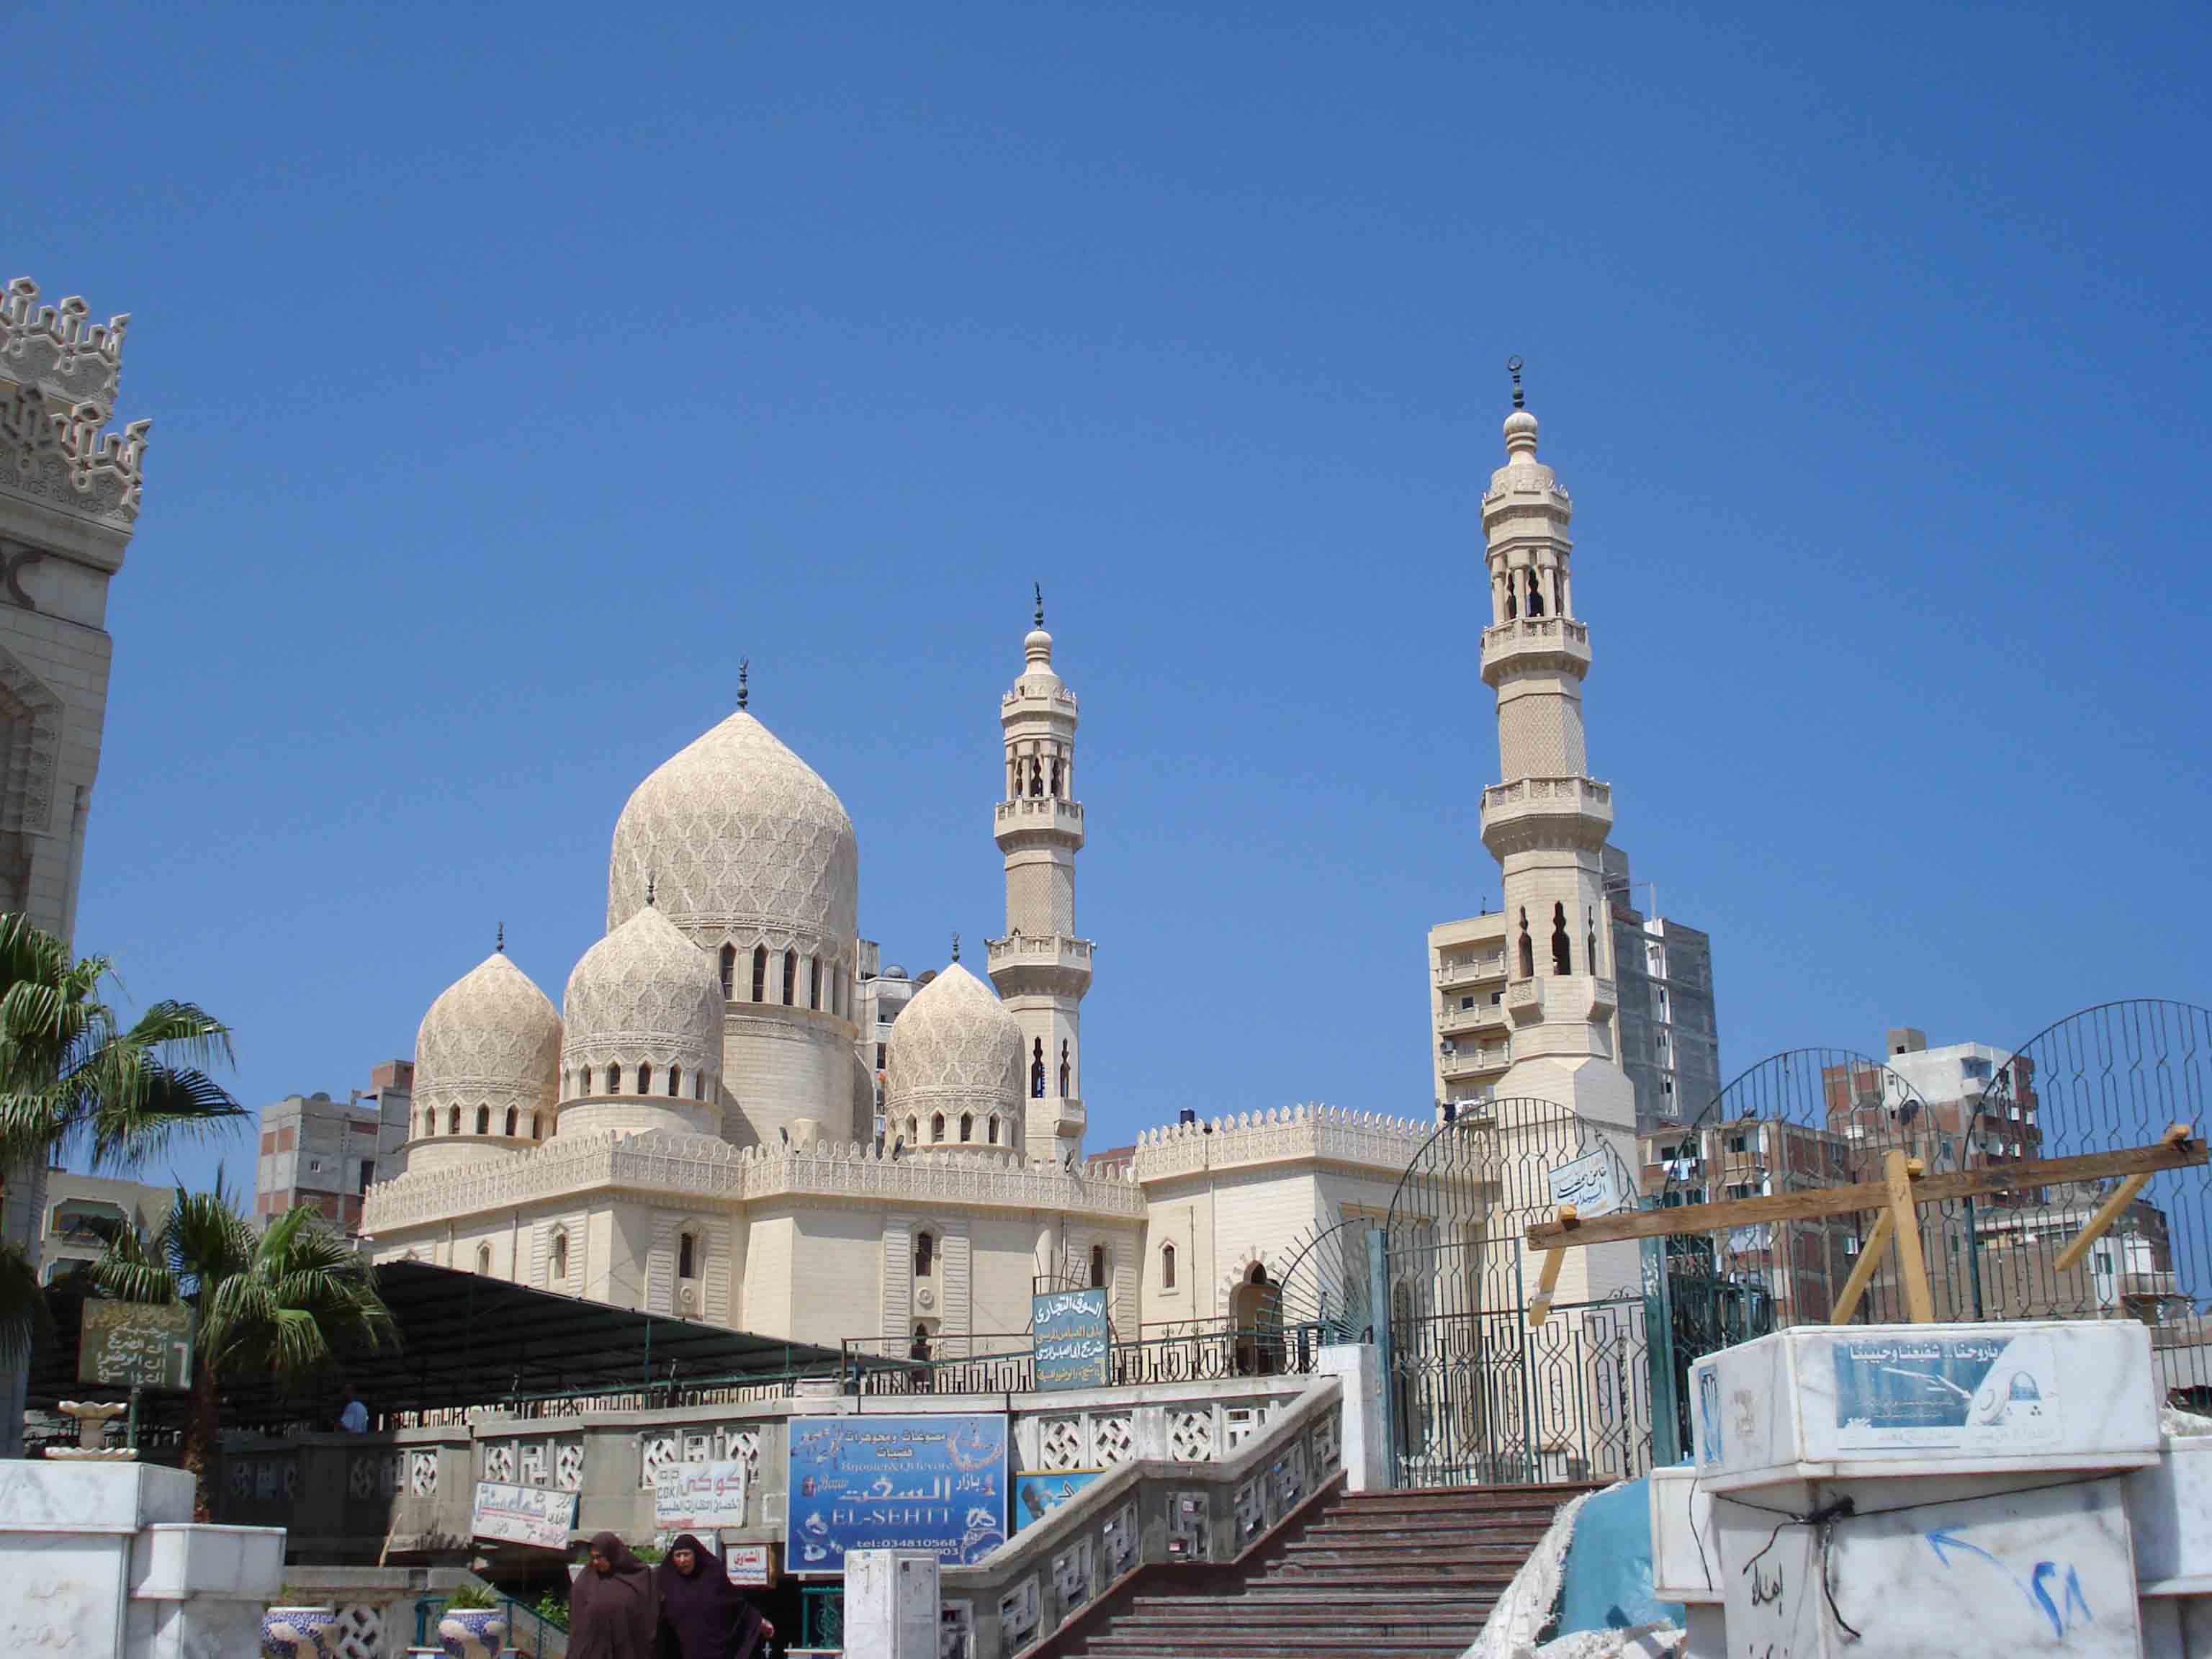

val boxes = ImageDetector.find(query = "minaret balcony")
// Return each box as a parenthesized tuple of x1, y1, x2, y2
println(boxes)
(994, 796, 1085, 846)
(1504, 974, 1618, 1028)
(1479, 616, 1591, 684)
(1437, 1001, 1509, 1038)
(1439, 1044, 1510, 1080)
(1478, 775, 1614, 856)
(986, 932, 1095, 995)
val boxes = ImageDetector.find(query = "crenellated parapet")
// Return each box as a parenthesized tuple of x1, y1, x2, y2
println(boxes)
(360, 1125, 1145, 1233)
(1, 279, 148, 529)
(1130, 1102, 1432, 1182)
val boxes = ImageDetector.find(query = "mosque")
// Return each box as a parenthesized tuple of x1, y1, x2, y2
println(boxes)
(358, 383, 1632, 1351)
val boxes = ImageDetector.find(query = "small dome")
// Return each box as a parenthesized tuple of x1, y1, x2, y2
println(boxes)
(886, 962, 1023, 1140)
(562, 904, 723, 1090)
(606, 709, 858, 963)
(414, 951, 562, 1126)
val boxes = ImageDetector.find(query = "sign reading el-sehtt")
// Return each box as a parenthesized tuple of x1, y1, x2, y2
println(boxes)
(786, 1414, 1007, 1573)
(1032, 1287, 1110, 1390)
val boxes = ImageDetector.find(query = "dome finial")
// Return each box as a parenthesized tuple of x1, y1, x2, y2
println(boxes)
(646, 873, 656, 907)
(496, 920, 505, 954)
(737, 657, 750, 711)
(1508, 354, 1525, 411)
(951, 931, 961, 963)
(1033, 582, 1044, 628)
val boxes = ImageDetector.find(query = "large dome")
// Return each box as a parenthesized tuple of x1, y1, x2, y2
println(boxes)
(606, 709, 858, 962)
(412, 950, 562, 1148)
(886, 962, 1024, 1148)
(561, 904, 724, 1096)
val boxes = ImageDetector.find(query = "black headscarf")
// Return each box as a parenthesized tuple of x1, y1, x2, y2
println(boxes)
(655, 1533, 768, 1659)
(569, 1532, 660, 1659)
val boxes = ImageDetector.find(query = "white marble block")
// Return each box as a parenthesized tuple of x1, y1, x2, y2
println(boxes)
(845, 1548, 940, 1659)
(1647, 1463, 1720, 1605)
(2129, 1434, 2212, 1594)
(1714, 1474, 2141, 1658)
(1316, 1344, 1385, 1493)
(1690, 1321, 2159, 1492)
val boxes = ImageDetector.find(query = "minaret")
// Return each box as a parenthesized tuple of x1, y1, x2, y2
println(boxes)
(987, 587, 1092, 1163)
(1480, 361, 1635, 1129)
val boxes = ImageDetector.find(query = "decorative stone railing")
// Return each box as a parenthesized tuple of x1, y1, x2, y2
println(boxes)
(1130, 1103, 1432, 1180)
(1478, 615, 1590, 660)
(1439, 1046, 1509, 1077)
(1437, 1002, 1507, 1035)
(1482, 775, 1611, 813)
(1436, 955, 1506, 988)
(940, 1372, 1344, 1658)
(984, 932, 1095, 970)
(1002, 683, 1079, 711)
(1, 276, 127, 401)
(993, 799, 1085, 831)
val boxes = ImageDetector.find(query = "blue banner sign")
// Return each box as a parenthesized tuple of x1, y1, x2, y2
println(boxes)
(1033, 1287, 1111, 1390)
(786, 1413, 1008, 1573)
(1012, 1468, 1103, 1532)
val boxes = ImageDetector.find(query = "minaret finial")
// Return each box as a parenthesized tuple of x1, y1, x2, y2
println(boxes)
(646, 874, 656, 907)
(951, 931, 961, 963)
(496, 920, 505, 954)
(1033, 582, 1044, 628)
(737, 657, 749, 711)
(1508, 354, 1525, 411)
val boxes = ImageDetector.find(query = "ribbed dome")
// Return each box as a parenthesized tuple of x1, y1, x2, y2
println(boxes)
(606, 710, 858, 961)
(562, 904, 723, 1089)
(886, 963, 1023, 1130)
(414, 951, 562, 1124)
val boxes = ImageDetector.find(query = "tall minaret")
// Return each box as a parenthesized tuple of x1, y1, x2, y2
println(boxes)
(1480, 361, 1635, 1130)
(988, 587, 1092, 1164)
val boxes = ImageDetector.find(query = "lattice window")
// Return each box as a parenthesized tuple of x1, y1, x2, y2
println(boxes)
(1102, 1501, 1138, 1577)
(1167, 1410, 1214, 1462)
(1051, 1535, 1094, 1611)
(683, 1430, 713, 1464)
(1232, 1475, 1265, 1541)
(382, 1454, 402, 1496)
(483, 1442, 516, 1483)
(721, 1426, 762, 1480)
(347, 1456, 379, 1500)
(520, 1442, 548, 1488)
(1311, 1411, 1341, 1475)
(227, 1462, 250, 1498)
(641, 1433, 680, 1489)
(254, 1463, 277, 1502)
(1092, 1414, 1134, 1467)
(555, 1440, 585, 1492)
(1039, 1419, 1084, 1472)
(331, 1604, 383, 1659)
(1223, 1406, 1262, 1450)
(409, 1452, 439, 1496)
(997, 1579, 1040, 1651)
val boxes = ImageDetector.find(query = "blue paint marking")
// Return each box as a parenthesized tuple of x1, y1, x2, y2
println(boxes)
(1925, 1530, 2090, 1637)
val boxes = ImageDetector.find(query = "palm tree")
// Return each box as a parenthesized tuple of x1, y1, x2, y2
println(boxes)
(94, 1186, 397, 1518)
(0, 912, 244, 1368)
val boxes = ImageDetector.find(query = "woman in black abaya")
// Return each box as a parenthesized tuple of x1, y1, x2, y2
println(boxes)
(655, 1533, 773, 1659)
(570, 1532, 660, 1659)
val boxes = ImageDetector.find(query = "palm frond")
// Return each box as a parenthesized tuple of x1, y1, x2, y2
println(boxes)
(0, 1236, 52, 1367)
(89, 1212, 177, 1306)
(116, 1002, 235, 1074)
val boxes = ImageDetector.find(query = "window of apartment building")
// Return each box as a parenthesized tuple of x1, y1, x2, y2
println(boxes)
(1726, 1182, 1757, 1201)
(1726, 1135, 1746, 1154)
(356, 1162, 374, 1193)
(1962, 1057, 1992, 1081)
(876, 1043, 886, 1070)
(1460, 996, 1475, 1010)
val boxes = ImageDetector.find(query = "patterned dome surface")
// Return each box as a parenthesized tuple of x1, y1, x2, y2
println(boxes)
(606, 710, 858, 955)
(562, 904, 724, 1082)
(415, 951, 562, 1118)
(886, 963, 1023, 1120)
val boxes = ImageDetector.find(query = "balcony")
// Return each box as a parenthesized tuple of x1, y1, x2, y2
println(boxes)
(1478, 775, 1614, 855)
(1437, 1002, 1509, 1038)
(1440, 1046, 1510, 1079)
(1478, 616, 1591, 682)
(1436, 954, 1506, 989)
(994, 797, 1085, 840)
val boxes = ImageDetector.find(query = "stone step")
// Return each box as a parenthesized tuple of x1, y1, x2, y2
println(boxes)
(1077, 1637, 1466, 1658)
(1273, 1539, 1540, 1564)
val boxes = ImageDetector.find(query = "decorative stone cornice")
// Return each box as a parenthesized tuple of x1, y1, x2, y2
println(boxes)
(1479, 775, 1614, 858)
(0, 381, 148, 528)
(1130, 1103, 1432, 1183)
(1, 278, 126, 405)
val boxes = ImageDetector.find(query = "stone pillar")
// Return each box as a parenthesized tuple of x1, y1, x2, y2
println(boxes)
(1316, 1344, 1386, 1493)
(844, 1548, 939, 1659)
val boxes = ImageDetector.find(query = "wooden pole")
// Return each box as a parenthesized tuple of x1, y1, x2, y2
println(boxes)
(1883, 1151, 1935, 1323)
(1527, 1206, 1575, 1329)
(2053, 1123, 2190, 1274)
(1827, 1209, 1894, 1326)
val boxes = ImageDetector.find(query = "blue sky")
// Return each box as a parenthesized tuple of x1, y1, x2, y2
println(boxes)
(9, 2, 2208, 1197)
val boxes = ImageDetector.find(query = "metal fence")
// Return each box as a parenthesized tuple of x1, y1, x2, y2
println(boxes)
(838, 1323, 1322, 1397)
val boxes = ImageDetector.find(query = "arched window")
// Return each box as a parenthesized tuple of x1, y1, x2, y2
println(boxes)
(1058, 1040, 1071, 1099)
(423, 1109, 434, 1136)
(906, 1116, 918, 1147)
(1550, 903, 1572, 976)
(1586, 908, 1599, 978)
(782, 948, 798, 1006)
(809, 956, 822, 1011)
(959, 1112, 973, 1143)
(930, 1112, 945, 1143)
(751, 945, 768, 1002)
(1504, 569, 1519, 621)
(987, 1115, 999, 1145)
(504, 1106, 518, 1137)
(1161, 1243, 1177, 1290)
(719, 945, 736, 1000)
(914, 1231, 935, 1277)
(1031, 1039, 1046, 1100)
(1089, 1244, 1107, 1288)
(1010, 756, 1022, 797)
(448, 1105, 462, 1135)
(639, 1063, 653, 1095)
(693, 1072, 705, 1100)
(580, 1066, 593, 1095)
(477, 1244, 492, 1276)
(668, 1065, 681, 1098)
(678, 1232, 696, 1280)
(1526, 566, 1545, 618)
(1517, 908, 1534, 979)
(550, 1230, 569, 1285)
(475, 1105, 490, 1135)
(531, 1113, 542, 1140)
(608, 1064, 623, 1094)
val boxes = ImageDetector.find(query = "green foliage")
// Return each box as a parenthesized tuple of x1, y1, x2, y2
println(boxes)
(444, 1581, 498, 1611)
(0, 913, 244, 1363)
(534, 1591, 570, 1632)
(631, 1542, 664, 1564)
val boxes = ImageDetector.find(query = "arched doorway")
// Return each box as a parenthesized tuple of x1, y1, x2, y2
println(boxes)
(1230, 1262, 1283, 1375)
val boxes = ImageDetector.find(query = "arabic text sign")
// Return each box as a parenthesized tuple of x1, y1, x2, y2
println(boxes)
(77, 1300, 194, 1390)
(786, 1413, 1007, 1573)
(655, 1459, 752, 1532)
(1833, 1331, 2062, 1451)
(1032, 1288, 1111, 1391)
(470, 1481, 577, 1550)
(1013, 1468, 1103, 1532)
(723, 1544, 773, 1586)
(1545, 1147, 1625, 1219)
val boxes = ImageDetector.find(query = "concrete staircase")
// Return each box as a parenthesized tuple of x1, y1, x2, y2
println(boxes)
(1064, 1483, 1594, 1659)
